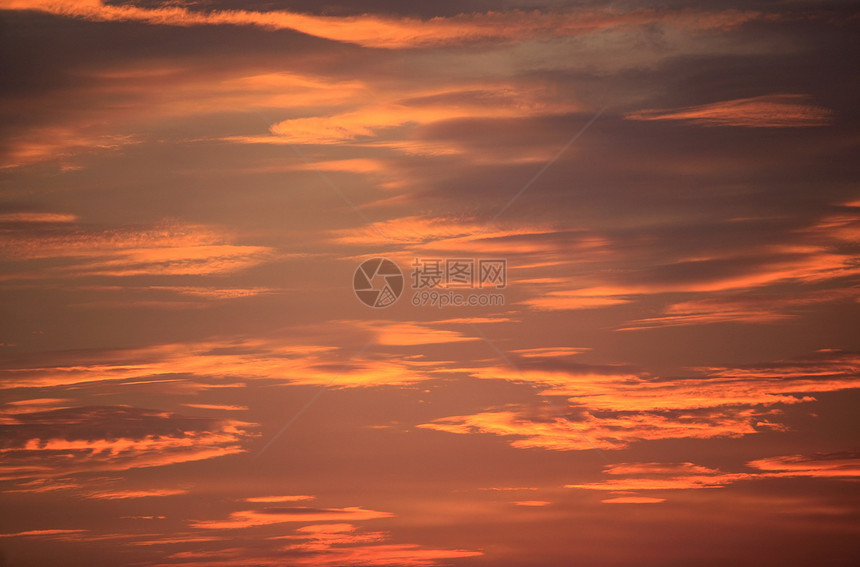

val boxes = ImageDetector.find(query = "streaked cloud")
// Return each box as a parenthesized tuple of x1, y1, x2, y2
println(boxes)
(190, 506, 394, 530)
(274, 522, 386, 548)
(182, 404, 248, 412)
(281, 543, 483, 567)
(266, 85, 578, 145)
(376, 323, 478, 346)
(0, 1, 769, 49)
(0, 337, 428, 389)
(567, 462, 753, 491)
(466, 350, 860, 413)
(617, 288, 859, 331)
(244, 495, 315, 503)
(1, 0, 857, 564)
(155, 543, 481, 567)
(568, 453, 860, 501)
(626, 94, 832, 127)
(511, 347, 589, 358)
(0, 212, 77, 223)
(520, 208, 860, 315)
(419, 406, 761, 451)
(0, 405, 255, 481)
(3, 477, 83, 494)
(0, 529, 87, 538)
(748, 452, 860, 478)
(0, 127, 139, 170)
(87, 488, 188, 500)
(0, 217, 274, 280)
(420, 350, 860, 450)
(141, 498, 482, 566)
(521, 290, 631, 311)
(601, 496, 666, 504)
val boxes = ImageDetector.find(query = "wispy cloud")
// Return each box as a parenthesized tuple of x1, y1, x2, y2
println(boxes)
(0, 405, 255, 480)
(601, 496, 666, 504)
(0, 1, 769, 49)
(0, 217, 274, 280)
(155, 543, 481, 567)
(617, 288, 859, 331)
(0, 127, 139, 170)
(567, 453, 860, 501)
(0, 336, 429, 390)
(419, 350, 860, 450)
(567, 462, 753, 491)
(468, 350, 860, 412)
(244, 495, 315, 503)
(87, 488, 188, 500)
(626, 94, 832, 127)
(748, 452, 860, 478)
(0, 529, 87, 538)
(190, 506, 394, 530)
(419, 406, 762, 451)
(377, 323, 478, 346)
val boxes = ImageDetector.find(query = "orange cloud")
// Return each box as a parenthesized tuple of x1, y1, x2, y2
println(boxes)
(135, 500, 481, 566)
(155, 543, 480, 567)
(376, 323, 478, 346)
(626, 94, 832, 127)
(266, 84, 579, 145)
(0, 218, 274, 280)
(617, 289, 858, 331)
(521, 290, 631, 311)
(419, 407, 761, 451)
(1, 398, 72, 417)
(336, 218, 610, 277)
(190, 506, 394, 529)
(272, 522, 387, 548)
(87, 488, 188, 499)
(244, 495, 315, 503)
(151, 287, 278, 300)
(568, 453, 860, 501)
(468, 350, 860, 413)
(0, 529, 87, 538)
(0, 126, 139, 170)
(567, 462, 754, 491)
(748, 453, 860, 478)
(514, 500, 551, 507)
(206, 72, 367, 112)
(3, 477, 82, 494)
(525, 248, 859, 311)
(182, 404, 248, 411)
(284, 544, 483, 566)
(420, 350, 859, 450)
(0, 1, 768, 49)
(0, 336, 428, 390)
(0, 212, 77, 223)
(129, 535, 219, 546)
(0, 67, 370, 169)
(0, 406, 256, 481)
(518, 207, 860, 315)
(511, 347, 590, 358)
(601, 496, 666, 504)
(296, 523, 357, 534)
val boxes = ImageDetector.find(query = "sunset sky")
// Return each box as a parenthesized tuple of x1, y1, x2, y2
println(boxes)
(1, 1, 859, 565)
